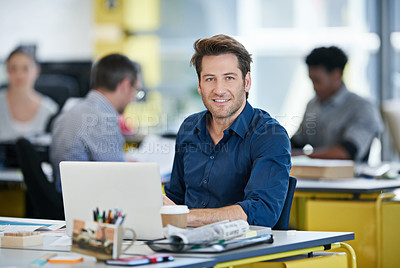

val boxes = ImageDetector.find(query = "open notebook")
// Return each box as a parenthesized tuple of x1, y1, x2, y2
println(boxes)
(0, 217, 65, 232)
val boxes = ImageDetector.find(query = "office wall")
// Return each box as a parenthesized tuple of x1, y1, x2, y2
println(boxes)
(0, 0, 93, 61)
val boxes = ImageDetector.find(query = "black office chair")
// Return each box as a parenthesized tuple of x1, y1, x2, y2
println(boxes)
(273, 176, 297, 230)
(15, 138, 64, 220)
(35, 73, 81, 110)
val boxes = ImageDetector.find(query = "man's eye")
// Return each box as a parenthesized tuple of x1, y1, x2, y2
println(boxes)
(226, 76, 234, 80)
(206, 78, 214, 82)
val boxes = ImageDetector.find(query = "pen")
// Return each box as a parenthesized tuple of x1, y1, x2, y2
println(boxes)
(115, 214, 125, 225)
(29, 253, 57, 267)
(93, 210, 97, 222)
(106, 210, 112, 223)
(120, 214, 126, 225)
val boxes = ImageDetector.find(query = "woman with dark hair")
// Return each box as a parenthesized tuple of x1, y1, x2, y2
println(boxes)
(0, 46, 58, 141)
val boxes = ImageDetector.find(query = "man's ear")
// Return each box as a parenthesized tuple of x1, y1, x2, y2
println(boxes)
(118, 78, 131, 94)
(244, 72, 251, 93)
(332, 69, 342, 81)
(197, 81, 202, 95)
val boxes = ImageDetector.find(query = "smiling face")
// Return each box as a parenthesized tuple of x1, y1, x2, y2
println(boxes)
(7, 52, 39, 90)
(198, 53, 251, 123)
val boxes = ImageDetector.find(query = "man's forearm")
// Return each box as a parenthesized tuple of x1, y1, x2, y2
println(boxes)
(187, 205, 247, 227)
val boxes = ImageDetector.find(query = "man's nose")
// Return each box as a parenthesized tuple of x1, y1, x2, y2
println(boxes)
(215, 80, 226, 95)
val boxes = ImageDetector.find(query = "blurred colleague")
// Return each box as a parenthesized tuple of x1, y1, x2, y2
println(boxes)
(291, 46, 383, 161)
(164, 34, 291, 228)
(0, 46, 58, 142)
(50, 54, 141, 192)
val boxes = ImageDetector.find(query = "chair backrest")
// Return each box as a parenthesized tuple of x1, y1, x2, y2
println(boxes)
(35, 73, 81, 110)
(382, 99, 400, 157)
(273, 176, 297, 230)
(15, 138, 64, 220)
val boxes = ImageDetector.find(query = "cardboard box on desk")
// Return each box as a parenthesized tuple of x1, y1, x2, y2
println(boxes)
(290, 157, 355, 179)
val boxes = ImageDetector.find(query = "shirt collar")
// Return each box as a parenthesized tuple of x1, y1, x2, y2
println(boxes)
(326, 84, 349, 106)
(194, 101, 254, 139)
(87, 90, 119, 116)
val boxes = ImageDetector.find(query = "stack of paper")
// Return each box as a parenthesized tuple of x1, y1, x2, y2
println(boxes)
(290, 156, 355, 179)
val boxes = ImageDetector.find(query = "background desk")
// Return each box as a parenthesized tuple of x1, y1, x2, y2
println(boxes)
(293, 177, 400, 268)
(0, 168, 25, 217)
(0, 168, 23, 183)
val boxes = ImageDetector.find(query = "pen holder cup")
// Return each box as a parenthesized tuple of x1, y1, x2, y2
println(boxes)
(71, 219, 136, 261)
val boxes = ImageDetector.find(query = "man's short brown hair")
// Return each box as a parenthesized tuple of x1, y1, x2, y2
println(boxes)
(190, 34, 253, 81)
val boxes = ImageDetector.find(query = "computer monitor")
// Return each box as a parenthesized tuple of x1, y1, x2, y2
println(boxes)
(39, 61, 93, 97)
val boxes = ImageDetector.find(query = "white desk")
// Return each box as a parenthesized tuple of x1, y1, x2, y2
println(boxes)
(0, 248, 216, 267)
(0, 217, 356, 267)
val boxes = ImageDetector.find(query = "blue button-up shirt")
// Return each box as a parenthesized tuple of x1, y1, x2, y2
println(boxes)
(165, 102, 291, 227)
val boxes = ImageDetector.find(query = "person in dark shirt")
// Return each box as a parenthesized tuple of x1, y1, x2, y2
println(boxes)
(291, 46, 383, 160)
(164, 34, 291, 227)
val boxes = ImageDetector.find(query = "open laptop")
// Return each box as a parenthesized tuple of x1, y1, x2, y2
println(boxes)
(60, 161, 164, 240)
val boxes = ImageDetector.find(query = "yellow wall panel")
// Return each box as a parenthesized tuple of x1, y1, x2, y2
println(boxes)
(94, 40, 125, 60)
(124, 91, 162, 134)
(123, 35, 161, 88)
(123, 0, 160, 32)
(95, 0, 124, 26)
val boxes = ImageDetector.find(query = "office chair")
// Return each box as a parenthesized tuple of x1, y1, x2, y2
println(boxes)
(35, 73, 80, 110)
(382, 99, 400, 157)
(273, 176, 297, 230)
(15, 138, 64, 220)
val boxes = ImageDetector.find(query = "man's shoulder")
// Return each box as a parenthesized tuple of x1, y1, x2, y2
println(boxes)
(52, 98, 93, 127)
(179, 110, 206, 128)
(252, 108, 281, 126)
(346, 91, 373, 104)
(250, 108, 289, 136)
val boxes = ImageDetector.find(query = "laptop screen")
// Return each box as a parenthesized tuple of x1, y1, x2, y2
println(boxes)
(60, 161, 164, 240)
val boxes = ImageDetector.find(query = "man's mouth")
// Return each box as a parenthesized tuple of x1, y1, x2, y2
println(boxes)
(214, 99, 229, 103)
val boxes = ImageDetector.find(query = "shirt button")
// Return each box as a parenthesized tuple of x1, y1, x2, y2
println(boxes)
(203, 179, 207, 184)
(210, 156, 215, 159)
(202, 202, 206, 206)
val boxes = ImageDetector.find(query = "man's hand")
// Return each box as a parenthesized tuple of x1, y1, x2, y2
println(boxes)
(188, 205, 247, 227)
(163, 195, 176, 206)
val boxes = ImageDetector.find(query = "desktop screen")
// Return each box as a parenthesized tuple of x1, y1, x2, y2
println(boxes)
(0, 60, 93, 98)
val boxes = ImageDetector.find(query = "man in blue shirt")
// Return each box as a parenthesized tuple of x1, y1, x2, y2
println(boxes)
(164, 34, 291, 228)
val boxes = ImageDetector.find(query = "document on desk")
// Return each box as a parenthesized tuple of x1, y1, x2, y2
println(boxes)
(0, 217, 65, 233)
(146, 220, 273, 253)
